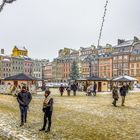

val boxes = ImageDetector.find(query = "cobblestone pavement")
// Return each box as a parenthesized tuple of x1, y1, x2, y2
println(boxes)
(0, 90, 140, 140)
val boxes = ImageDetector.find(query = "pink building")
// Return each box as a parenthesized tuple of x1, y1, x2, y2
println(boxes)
(44, 62, 53, 81)
(24, 57, 33, 76)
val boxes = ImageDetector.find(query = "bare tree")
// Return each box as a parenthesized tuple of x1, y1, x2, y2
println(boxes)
(0, 0, 16, 12)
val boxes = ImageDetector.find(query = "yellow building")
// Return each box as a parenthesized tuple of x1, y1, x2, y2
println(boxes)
(12, 46, 28, 57)
(58, 48, 70, 57)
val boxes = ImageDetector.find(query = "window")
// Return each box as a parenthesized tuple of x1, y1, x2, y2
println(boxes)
(100, 66, 102, 70)
(113, 57, 117, 61)
(118, 56, 122, 60)
(124, 70, 128, 75)
(136, 69, 139, 76)
(124, 55, 128, 60)
(137, 63, 139, 68)
(130, 56, 135, 61)
(130, 69, 134, 76)
(124, 63, 128, 68)
(113, 64, 117, 69)
(113, 71, 117, 77)
(118, 70, 122, 76)
(131, 64, 134, 68)
(118, 64, 122, 69)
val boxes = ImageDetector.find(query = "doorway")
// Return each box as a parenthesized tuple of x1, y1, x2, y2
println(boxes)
(98, 82, 102, 92)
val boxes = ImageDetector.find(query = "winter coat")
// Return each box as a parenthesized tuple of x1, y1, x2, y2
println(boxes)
(71, 84, 77, 91)
(112, 88, 119, 100)
(17, 90, 32, 107)
(59, 86, 65, 93)
(120, 86, 127, 96)
(42, 96, 53, 116)
(93, 83, 97, 91)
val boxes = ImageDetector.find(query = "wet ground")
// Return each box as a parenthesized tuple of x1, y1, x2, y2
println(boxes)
(0, 89, 140, 140)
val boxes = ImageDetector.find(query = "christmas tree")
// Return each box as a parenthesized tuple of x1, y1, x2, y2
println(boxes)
(69, 61, 79, 80)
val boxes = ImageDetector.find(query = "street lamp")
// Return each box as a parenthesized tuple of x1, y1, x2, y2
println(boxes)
(86, 55, 92, 77)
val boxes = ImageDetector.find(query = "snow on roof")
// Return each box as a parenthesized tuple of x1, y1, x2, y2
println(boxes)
(113, 75, 138, 81)
(113, 40, 133, 48)
(0, 54, 6, 57)
(16, 46, 27, 51)
(2, 58, 10, 62)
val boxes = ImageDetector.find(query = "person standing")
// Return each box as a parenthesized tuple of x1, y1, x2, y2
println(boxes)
(112, 86, 119, 107)
(59, 84, 65, 96)
(120, 85, 127, 106)
(39, 90, 53, 132)
(17, 86, 32, 127)
(93, 81, 97, 96)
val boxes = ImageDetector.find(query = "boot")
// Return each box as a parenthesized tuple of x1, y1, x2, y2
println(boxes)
(20, 122, 24, 127)
(45, 128, 50, 133)
(39, 128, 45, 131)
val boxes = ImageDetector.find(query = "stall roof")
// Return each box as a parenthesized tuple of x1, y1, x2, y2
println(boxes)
(87, 76, 107, 81)
(113, 75, 138, 82)
(77, 76, 108, 81)
(4, 73, 41, 81)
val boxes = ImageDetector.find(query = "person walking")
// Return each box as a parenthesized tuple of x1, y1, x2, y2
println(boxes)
(71, 83, 77, 96)
(93, 81, 97, 96)
(86, 85, 92, 96)
(66, 84, 71, 96)
(59, 84, 65, 96)
(112, 86, 119, 107)
(120, 84, 127, 106)
(39, 90, 53, 132)
(17, 86, 32, 127)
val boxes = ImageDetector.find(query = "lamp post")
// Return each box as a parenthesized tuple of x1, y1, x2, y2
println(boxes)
(86, 55, 92, 77)
(41, 65, 46, 91)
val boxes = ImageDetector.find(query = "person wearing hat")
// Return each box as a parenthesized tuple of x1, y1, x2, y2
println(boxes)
(39, 90, 53, 132)
(17, 86, 32, 126)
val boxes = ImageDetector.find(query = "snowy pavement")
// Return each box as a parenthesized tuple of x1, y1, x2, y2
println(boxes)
(0, 90, 140, 140)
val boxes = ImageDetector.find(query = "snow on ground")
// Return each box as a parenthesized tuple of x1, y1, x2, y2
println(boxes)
(0, 89, 140, 140)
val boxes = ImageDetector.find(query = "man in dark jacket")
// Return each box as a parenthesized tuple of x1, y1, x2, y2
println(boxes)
(59, 84, 65, 96)
(120, 85, 127, 106)
(71, 83, 77, 96)
(39, 90, 53, 132)
(17, 86, 32, 126)
(93, 81, 97, 96)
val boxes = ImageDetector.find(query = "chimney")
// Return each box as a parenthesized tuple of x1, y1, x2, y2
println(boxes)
(1, 49, 4, 54)
(118, 39, 125, 45)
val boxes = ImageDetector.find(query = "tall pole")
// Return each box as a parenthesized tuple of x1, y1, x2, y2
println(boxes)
(89, 61, 92, 77)
(97, 0, 109, 47)
(0, 0, 16, 12)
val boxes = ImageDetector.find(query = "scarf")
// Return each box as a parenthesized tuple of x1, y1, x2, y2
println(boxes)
(43, 95, 52, 108)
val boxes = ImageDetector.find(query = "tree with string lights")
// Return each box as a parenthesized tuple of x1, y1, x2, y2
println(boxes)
(0, 0, 16, 12)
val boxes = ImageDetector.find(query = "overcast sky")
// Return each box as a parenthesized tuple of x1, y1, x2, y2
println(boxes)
(0, 0, 140, 60)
